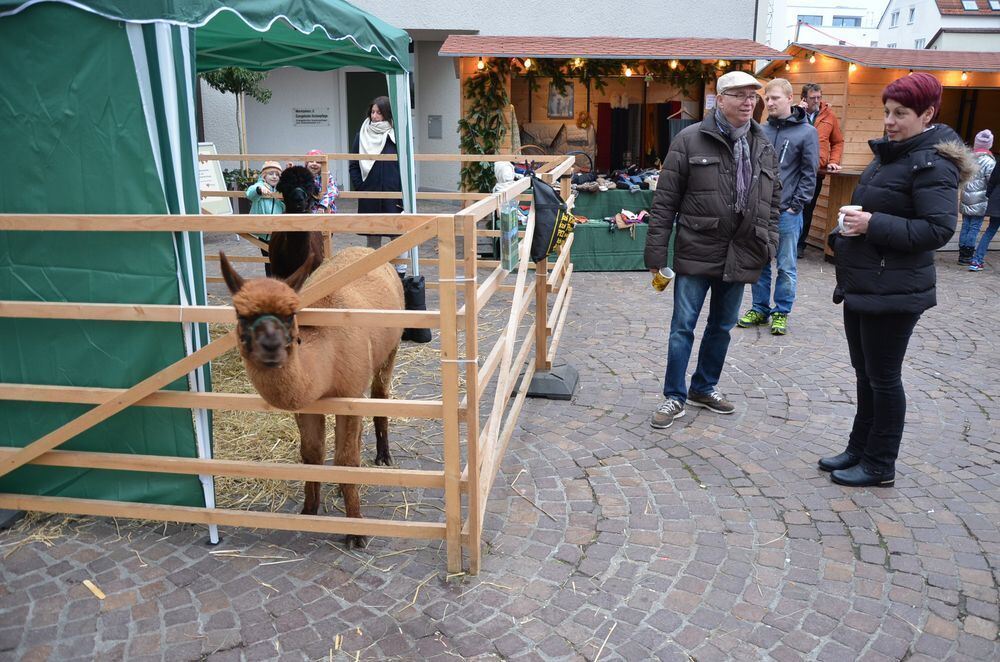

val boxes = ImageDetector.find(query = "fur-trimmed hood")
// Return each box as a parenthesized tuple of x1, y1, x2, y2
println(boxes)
(935, 139, 978, 187)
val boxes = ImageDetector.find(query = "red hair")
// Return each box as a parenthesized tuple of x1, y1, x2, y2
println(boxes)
(882, 72, 942, 120)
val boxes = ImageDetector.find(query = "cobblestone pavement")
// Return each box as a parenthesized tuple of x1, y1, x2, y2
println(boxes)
(2, 246, 998, 661)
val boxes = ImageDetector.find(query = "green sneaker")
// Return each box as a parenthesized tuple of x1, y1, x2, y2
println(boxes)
(737, 309, 769, 328)
(770, 312, 788, 335)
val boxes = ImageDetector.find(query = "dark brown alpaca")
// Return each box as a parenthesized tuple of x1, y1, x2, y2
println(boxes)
(219, 246, 405, 548)
(269, 165, 323, 280)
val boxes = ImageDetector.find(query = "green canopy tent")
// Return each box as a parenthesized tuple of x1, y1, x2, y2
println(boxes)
(0, 0, 415, 540)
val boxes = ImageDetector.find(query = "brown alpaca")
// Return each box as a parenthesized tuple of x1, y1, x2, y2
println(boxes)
(219, 247, 405, 548)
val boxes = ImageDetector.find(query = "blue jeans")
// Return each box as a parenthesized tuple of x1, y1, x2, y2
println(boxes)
(663, 274, 745, 402)
(959, 215, 984, 249)
(751, 210, 802, 315)
(972, 218, 1000, 264)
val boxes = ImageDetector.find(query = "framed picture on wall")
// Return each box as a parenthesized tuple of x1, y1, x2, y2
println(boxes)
(547, 83, 574, 119)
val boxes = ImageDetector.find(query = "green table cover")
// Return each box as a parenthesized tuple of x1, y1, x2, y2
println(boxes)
(569, 189, 657, 272)
(572, 189, 654, 222)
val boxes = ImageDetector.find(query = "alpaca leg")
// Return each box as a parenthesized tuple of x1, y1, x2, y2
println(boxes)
(371, 347, 398, 466)
(335, 414, 366, 548)
(296, 413, 326, 515)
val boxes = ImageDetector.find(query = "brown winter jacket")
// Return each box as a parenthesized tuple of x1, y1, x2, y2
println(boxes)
(644, 111, 781, 283)
(812, 103, 844, 170)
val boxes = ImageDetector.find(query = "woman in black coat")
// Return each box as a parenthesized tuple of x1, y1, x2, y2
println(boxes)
(348, 96, 403, 252)
(821, 73, 973, 487)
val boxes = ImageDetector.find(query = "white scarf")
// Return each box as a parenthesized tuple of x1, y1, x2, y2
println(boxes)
(358, 118, 394, 181)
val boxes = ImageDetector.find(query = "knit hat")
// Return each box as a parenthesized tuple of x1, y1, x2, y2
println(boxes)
(260, 161, 281, 174)
(307, 149, 323, 157)
(974, 129, 994, 151)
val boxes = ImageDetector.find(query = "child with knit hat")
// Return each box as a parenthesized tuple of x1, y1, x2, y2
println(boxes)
(958, 129, 995, 267)
(246, 161, 284, 276)
(304, 149, 340, 214)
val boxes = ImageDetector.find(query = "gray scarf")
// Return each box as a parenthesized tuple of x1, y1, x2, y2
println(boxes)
(714, 108, 752, 213)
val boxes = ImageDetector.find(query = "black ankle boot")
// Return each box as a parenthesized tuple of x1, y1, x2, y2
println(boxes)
(958, 246, 973, 265)
(831, 464, 895, 488)
(818, 451, 860, 472)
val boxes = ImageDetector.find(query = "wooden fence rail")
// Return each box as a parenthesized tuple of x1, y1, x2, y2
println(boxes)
(0, 153, 576, 574)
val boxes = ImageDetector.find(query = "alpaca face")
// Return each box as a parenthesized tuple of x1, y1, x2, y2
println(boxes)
(237, 310, 297, 368)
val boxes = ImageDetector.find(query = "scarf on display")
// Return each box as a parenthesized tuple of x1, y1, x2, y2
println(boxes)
(714, 108, 752, 213)
(358, 118, 395, 181)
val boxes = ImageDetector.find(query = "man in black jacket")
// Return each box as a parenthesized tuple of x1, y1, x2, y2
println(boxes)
(738, 78, 819, 336)
(644, 71, 781, 429)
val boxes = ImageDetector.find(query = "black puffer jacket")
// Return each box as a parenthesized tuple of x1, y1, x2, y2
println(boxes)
(986, 161, 1000, 219)
(831, 124, 974, 314)
(645, 112, 781, 283)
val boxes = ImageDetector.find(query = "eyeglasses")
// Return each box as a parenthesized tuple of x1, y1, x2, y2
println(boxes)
(721, 92, 758, 102)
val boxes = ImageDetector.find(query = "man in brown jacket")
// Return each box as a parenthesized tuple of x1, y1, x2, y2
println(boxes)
(644, 71, 781, 429)
(797, 83, 844, 257)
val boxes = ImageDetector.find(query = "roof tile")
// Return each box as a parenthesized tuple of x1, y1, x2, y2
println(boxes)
(797, 43, 1000, 72)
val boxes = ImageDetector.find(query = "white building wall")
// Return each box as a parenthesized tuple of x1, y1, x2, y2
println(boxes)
(414, 41, 461, 192)
(199, 81, 239, 166)
(770, 0, 885, 48)
(349, 0, 758, 39)
(878, 0, 940, 48)
(932, 28, 1000, 50)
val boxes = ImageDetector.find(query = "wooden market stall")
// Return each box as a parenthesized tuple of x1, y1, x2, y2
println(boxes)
(759, 44, 1000, 256)
(440, 35, 790, 270)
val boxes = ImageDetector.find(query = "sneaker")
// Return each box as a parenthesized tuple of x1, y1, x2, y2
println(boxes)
(688, 389, 736, 414)
(650, 398, 686, 429)
(770, 312, 788, 335)
(737, 309, 769, 328)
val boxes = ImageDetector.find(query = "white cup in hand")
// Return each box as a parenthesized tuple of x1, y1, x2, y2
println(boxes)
(838, 205, 863, 236)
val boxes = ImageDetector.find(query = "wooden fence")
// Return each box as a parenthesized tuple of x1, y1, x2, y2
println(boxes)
(0, 153, 576, 574)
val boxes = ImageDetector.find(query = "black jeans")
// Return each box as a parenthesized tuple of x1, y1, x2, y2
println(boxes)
(798, 174, 825, 252)
(843, 308, 921, 473)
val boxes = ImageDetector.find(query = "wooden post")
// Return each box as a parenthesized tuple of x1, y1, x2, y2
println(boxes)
(534, 256, 549, 372)
(459, 214, 482, 573)
(321, 156, 331, 258)
(437, 216, 464, 573)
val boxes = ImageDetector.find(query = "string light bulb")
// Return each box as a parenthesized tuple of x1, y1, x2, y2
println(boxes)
(809, 53, 817, 64)
(718, 59, 728, 67)
(523, 57, 532, 70)
(669, 59, 679, 70)
(477, 56, 485, 70)
(849, 63, 858, 73)
(624, 66, 633, 77)
(785, 62, 791, 71)
(574, 57, 583, 68)
(961, 71, 968, 81)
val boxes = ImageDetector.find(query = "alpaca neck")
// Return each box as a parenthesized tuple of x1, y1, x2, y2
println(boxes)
(246, 341, 328, 411)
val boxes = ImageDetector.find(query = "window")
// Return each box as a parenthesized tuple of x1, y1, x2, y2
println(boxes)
(961, 0, 979, 9)
(914, 38, 926, 48)
(797, 14, 822, 26)
(887, 43, 897, 48)
(833, 15, 862, 27)
(870, 40, 879, 46)
(890, 10, 900, 27)
(908, 7, 915, 23)
(990, 0, 1000, 9)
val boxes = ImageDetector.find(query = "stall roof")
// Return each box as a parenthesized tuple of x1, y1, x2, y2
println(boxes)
(439, 35, 790, 61)
(764, 43, 1000, 74)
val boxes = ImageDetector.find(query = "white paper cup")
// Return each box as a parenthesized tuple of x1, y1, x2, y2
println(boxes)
(838, 205, 863, 236)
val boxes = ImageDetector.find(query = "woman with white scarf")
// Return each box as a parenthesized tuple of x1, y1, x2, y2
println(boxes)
(349, 96, 403, 253)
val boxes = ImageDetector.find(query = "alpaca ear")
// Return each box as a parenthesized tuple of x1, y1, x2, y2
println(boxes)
(219, 251, 245, 295)
(283, 252, 314, 293)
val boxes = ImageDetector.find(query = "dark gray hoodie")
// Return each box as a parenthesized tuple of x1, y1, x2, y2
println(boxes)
(762, 105, 819, 214)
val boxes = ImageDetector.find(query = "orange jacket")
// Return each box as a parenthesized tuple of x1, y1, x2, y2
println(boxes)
(811, 103, 844, 169)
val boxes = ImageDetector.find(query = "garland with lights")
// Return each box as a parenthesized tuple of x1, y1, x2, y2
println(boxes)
(457, 57, 749, 190)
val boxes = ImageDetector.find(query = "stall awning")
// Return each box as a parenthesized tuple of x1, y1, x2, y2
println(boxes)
(439, 35, 790, 61)
(0, 0, 412, 73)
(784, 43, 1000, 73)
